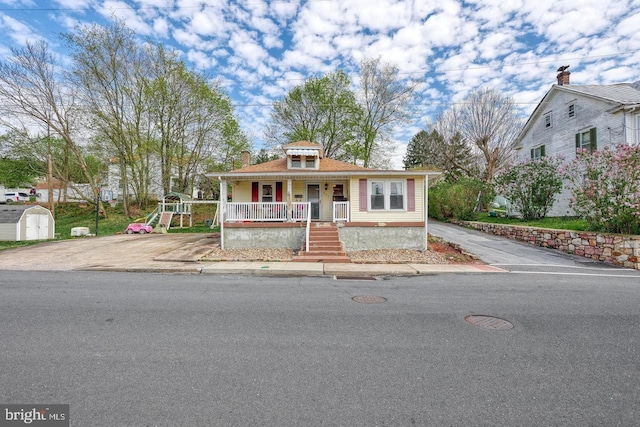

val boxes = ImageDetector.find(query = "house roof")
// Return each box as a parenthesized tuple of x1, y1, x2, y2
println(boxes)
(208, 140, 441, 180)
(211, 155, 439, 180)
(516, 81, 640, 145)
(282, 140, 323, 149)
(0, 205, 33, 223)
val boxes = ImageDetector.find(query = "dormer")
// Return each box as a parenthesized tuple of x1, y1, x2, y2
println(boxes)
(283, 141, 323, 170)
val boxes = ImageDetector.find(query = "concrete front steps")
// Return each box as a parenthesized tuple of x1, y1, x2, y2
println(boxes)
(292, 222, 351, 263)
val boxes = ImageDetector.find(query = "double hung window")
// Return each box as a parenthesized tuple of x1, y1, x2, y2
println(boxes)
(575, 128, 597, 154)
(370, 180, 405, 210)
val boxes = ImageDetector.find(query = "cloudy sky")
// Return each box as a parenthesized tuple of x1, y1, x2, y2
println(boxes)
(1, 0, 639, 167)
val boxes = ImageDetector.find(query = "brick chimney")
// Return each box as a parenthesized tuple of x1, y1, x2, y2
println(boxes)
(241, 150, 251, 169)
(557, 65, 570, 85)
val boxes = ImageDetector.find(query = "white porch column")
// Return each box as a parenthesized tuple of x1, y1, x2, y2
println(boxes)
(287, 178, 293, 220)
(424, 175, 429, 251)
(219, 178, 227, 249)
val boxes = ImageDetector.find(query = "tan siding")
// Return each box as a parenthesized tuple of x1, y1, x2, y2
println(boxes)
(350, 176, 424, 223)
(232, 182, 253, 202)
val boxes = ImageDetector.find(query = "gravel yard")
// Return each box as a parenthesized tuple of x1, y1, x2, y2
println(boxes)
(203, 236, 477, 264)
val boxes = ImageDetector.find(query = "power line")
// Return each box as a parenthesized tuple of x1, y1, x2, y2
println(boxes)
(0, 0, 334, 12)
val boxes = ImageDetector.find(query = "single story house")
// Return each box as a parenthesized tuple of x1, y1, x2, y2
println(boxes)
(207, 141, 440, 258)
(0, 205, 55, 241)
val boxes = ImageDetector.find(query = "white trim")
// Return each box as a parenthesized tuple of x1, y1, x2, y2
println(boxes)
(288, 149, 319, 156)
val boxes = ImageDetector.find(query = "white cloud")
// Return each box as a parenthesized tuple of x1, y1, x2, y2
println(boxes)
(0, 0, 639, 168)
(0, 13, 43, 46)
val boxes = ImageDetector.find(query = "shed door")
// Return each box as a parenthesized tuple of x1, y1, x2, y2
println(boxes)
(26, 214, 48, 240)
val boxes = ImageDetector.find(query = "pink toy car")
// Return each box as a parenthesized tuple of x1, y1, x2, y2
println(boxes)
(125, 223, 153, 234)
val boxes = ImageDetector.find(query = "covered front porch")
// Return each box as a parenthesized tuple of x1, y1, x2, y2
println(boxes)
(220, 175, 350, 223)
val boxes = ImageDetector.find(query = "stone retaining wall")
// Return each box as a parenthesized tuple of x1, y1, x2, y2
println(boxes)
(454, 221, 640, 270)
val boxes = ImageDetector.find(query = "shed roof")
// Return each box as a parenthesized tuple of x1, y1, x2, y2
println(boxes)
(163, 192, 193, 201)
(0, 205, 31, 223)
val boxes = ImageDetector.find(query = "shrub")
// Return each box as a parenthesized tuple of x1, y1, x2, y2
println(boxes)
(493, 155, 565, 220)
(564, 144, 640, 235)
(428, 178, 491, 221)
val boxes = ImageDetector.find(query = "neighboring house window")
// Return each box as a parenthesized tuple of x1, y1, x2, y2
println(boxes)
(568, 103, 576, 119)
(531, 145, 546, 160)
(544, 112, 552, 128)
(575, 128, 597, 153)
(369, 180, 405, 210)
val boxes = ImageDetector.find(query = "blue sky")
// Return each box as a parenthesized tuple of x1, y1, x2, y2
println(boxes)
(1, 0, 639, 167)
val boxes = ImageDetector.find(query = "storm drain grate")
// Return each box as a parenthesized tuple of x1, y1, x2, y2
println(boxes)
(465, 315, 514, 331)
(335, 276, 378, 281)
(352, 295, 387, 304)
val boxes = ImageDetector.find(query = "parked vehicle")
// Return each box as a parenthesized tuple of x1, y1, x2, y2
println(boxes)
(4, 192, 30, 203)
(125, 223, 153, 234)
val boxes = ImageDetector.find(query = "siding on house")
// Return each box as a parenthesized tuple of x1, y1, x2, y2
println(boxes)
(349, 176, 425, 223)
(516, 83, 640, 216)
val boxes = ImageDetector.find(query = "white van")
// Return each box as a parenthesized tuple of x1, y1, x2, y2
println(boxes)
(4, 191, 30, 203)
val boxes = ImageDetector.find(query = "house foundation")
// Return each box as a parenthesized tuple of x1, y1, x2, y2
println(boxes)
(338, 222, 426, 251)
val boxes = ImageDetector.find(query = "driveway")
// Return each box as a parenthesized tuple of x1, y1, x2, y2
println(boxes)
(0, 233, 218, 272)
(428, 220, 635, 274)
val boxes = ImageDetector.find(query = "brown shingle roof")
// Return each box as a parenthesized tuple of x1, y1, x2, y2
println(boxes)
(228, 157, 371, 174)
(282, 141, 323, 149)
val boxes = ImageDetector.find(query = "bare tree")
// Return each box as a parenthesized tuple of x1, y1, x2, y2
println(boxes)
(358, 57, 417, 168)
(63, 21, 153, 212)
(0, 40, 105, 213)
(456, 88, 522, 182)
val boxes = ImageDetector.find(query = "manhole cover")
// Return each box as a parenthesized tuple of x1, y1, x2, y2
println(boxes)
(352, 295, 387, 304)
(465, 315, 514, 331)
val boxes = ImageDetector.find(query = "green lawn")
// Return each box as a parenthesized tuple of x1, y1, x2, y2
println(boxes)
(0, 202, 220, 251)
(472, 213, 590, 231)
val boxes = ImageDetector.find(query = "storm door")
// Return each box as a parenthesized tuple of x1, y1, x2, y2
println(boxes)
(307, 184, 320, 220)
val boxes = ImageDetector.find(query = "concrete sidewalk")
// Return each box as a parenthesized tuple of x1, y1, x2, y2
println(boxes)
(0, 232, 508, 277)
(80, 260, 507, 276)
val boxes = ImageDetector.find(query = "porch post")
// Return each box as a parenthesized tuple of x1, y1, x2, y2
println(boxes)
(287, 178, 293, 221)
(219, 178, 226, 249)
(424, 175, 429, 251)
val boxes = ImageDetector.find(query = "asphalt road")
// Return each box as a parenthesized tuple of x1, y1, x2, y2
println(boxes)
(2, 271, 640, 426)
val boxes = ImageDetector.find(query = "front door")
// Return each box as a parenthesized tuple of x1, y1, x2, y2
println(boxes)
(307, 184, 320, 220)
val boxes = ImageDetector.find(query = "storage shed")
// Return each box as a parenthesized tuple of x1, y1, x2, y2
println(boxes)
(0, 205, 55, 241)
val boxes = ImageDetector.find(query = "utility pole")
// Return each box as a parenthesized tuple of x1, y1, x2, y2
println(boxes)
(46, 122, 54, 216)
(95, 187, 100, 237)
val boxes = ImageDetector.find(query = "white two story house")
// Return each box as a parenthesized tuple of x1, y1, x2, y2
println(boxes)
(515, 66, 640, 216)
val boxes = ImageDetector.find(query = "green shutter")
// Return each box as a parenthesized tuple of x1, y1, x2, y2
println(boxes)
(541, 145, 546, 157)
(590, 128, 597, 152)
(575, 133, 580, 153)
(530, 148, 534, 159)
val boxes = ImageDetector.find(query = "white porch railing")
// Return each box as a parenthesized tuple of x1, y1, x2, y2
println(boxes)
(333, 201, 349, 222)
(226, 202, 311, 222)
